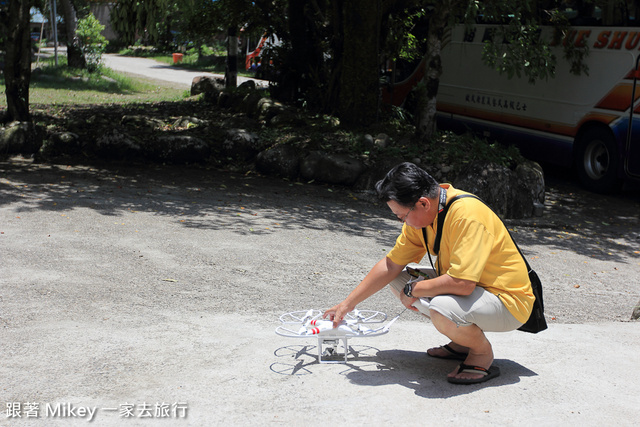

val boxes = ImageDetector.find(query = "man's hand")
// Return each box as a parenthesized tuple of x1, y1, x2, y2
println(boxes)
(399, 291, 419, 312)
(323, 302, 354, 328)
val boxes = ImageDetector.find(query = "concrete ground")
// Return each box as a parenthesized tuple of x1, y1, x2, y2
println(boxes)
(1, 158, 639, 426)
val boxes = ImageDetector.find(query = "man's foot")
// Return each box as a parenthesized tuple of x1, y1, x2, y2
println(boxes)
(447, 350, 494, 382)
(447, 364, 500, 385)
(427, 343, 469, 361)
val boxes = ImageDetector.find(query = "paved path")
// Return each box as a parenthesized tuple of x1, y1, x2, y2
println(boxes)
(102, 53, 268, 89)
(1, 159, 639, 426)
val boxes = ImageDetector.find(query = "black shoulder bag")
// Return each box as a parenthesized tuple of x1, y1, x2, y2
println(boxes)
(421, 195, 547, 334)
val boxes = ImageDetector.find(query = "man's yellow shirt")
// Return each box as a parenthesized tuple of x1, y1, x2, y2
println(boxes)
(387, 184, 534, 324)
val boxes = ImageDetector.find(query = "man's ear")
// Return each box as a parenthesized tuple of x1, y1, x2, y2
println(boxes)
(417, 196, 430, 210)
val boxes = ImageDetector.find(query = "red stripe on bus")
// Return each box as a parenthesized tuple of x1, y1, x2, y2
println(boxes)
(595, 84, 639, 111)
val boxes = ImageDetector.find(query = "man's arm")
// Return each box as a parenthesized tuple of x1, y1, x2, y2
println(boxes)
(324, 256, 405, 327)
(409, 274, 476, 299)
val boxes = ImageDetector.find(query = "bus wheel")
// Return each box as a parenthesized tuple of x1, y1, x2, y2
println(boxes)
(575, 127, 621, 193)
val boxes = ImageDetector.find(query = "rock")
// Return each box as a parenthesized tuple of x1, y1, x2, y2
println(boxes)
(221, 128, 262, 161)
(217, 91, 237, 109)
(352, 156, 405, 196)
(362, 134, 375, 152)
(453, 161, 545, 219)
(173, 116, 204, 128)
(256, 144, 301, 180)
(516, 160, 545, 205)
(374, 133, 390, 149)
(257, 98, 287, 122)
(300, 151, 366, 186)
(0, 121, 43, 156)
(148, 135, 210, 164)
(632, 299, 640, 320)
(453, 162, 512, 216)
(38, 132, 80, 159)
(238, 80, 256, 91)
(82, 114, 112, 129)
(121, 115, 165, 130)
(268, 111, 304, 127)
(191, 76, 224, 96)
(240, 91, 264, 117)
(95, 129, 142, 159)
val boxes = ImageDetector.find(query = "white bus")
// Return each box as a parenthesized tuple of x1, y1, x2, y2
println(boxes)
(385, 20, 640, 192)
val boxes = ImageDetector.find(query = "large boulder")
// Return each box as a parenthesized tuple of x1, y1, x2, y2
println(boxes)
(0, 122, 43, 156)
(257, 98, 287, 122)
(300, 151, 366, 186)
(147, 135, 211, 164)
(37, 132, 81, 160)
(453, 161, 545, 218)
(94, 128, 142, 160)
(352, 156, 404, 195)
(191, 76, 224, 97)
(255, 144, 301, 180)
(240, 90, 265, 117)
(221, 128, 262, 161)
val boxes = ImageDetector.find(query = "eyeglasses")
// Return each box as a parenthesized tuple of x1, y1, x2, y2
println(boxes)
(398, 205, 414, 223)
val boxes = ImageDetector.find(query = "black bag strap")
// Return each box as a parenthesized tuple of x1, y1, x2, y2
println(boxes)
(432, 195, 469, 255)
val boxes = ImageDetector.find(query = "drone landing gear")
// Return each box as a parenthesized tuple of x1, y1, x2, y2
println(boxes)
(318, 337, 350, 363)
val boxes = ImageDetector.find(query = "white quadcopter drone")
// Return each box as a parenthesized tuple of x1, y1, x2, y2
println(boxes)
(275, 309, 403, 363)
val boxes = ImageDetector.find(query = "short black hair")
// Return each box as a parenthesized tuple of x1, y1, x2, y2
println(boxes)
(375, 162, 439, 206)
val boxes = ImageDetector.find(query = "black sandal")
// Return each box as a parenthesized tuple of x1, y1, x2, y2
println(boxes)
(447, 364, 501, 385)
(427, 344, 468, 361)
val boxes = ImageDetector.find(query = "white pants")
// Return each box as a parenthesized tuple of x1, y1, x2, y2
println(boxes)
(389, 266, 523, 333)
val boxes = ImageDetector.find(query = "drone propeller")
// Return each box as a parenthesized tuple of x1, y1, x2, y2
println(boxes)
(300, 309, 314, 323)
(380, 308, 407, 333)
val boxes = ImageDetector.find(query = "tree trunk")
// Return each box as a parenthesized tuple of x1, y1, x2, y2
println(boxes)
(225, 26, 238, 88)
(337, 0, 381, 125)
(416, 5, 450, 142)
(1, 0, 32, 122)
(286, 0, 324, 104)
(59, 0, 86, 69)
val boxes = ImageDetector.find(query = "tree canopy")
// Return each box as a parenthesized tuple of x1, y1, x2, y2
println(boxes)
(5, 0, 635, 132)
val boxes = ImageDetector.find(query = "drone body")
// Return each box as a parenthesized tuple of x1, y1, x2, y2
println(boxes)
(276, 309, 401, 363)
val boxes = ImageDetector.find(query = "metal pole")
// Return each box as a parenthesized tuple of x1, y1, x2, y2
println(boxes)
(49, 0, 58, 65)
(625, 54, 640, 177)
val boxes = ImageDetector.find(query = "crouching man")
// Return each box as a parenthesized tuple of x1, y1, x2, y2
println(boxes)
(324, 162, 534, 384)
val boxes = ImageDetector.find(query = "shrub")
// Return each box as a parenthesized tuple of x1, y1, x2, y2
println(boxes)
(76, 13, 109, 72)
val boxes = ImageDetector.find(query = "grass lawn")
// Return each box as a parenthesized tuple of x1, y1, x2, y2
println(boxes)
(0, 59, 188, 107)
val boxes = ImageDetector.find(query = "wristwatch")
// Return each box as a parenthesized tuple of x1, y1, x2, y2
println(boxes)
(403, 282, 414, 298)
